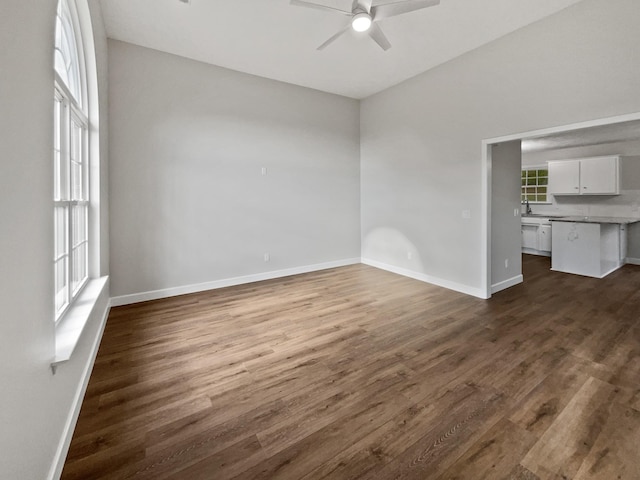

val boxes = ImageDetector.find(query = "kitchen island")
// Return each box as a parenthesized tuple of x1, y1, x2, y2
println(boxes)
(550, 216, 640, 278)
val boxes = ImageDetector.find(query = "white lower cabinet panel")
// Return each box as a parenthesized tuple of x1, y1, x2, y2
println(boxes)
(522, 224, 539, 250)
(539, 225, 552, 252)
(551, 221, 621, 278)
(521, 219, 552, 256)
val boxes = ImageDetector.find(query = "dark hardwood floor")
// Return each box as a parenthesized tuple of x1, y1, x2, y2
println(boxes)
(62, 255, 640, 479)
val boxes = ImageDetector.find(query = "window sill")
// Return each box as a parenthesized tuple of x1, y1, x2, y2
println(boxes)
(52, 276, 109, 369)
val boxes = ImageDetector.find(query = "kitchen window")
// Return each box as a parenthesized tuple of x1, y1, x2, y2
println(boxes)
(521, 167, 549, 204)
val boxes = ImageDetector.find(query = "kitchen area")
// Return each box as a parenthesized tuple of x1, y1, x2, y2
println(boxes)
(520, 120, 640, 279)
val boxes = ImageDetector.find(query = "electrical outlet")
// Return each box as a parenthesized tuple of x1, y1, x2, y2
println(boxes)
(263, 253, 270, 262)
(462, 209, 471, 219)
(505, 258, 509, 269)
(514, 208, 520, 217)
(407, 251, 412, 260)
(261, 167, 267, 176)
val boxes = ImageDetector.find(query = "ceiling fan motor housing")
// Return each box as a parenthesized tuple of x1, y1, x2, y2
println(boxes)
(351, 11, 372, 32)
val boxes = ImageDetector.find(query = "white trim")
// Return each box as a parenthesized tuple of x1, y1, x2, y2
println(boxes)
(53, 276, 108, 365)
(491, 274, 523, 294)
(481, 142, 492, 299)
(47, 298, 110, 480)
(521, 248, 551, 257)
(484, 112, 640, 146)
(110, 258, 361, 306)
(625, 257, 640, 266)
(482, 111, 640, 300)
(361, 257, 488, 299)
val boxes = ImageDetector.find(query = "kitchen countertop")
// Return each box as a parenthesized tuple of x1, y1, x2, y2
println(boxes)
(549, 216, 640, 225)
(521, 214, 565, 219)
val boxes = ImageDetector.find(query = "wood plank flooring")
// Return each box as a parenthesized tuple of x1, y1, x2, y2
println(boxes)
(62, 255, 640, 479)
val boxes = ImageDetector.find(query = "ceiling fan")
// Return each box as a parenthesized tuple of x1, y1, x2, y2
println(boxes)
(290, 0, 440, 51)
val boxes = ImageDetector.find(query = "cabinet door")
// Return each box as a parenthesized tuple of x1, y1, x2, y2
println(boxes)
(548, 160, 580, 195)
(619, 224, 627, 262)
(522, 225, 538, 250)
(539, 225, 552, 252)
(580, 157, 619, 194)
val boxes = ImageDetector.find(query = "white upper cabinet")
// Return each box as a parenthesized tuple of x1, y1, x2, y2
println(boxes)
(548, 160, 580, 195)
(548, 156, 620, 196)
(580, 156, 619, 194)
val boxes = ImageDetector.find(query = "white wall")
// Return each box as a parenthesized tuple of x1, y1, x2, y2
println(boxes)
(361, 0, 640, 295)
(491, 141, 523, 291)
(108, 40, 361, 300)
(0, 1, 110, 479)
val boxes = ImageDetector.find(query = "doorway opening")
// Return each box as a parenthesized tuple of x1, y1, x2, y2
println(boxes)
(483, 112, 640, 299)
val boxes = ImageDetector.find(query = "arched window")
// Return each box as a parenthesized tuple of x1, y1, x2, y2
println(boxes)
(54, 0, 89, 320)
(54, 0, 82, 106)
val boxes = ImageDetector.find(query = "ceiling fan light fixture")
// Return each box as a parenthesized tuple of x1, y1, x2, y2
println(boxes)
(351, 12, 372, 32)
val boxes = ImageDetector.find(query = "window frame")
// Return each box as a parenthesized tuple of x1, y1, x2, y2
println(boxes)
(521, 165, 550, 204)
(53, 0, 90, 323)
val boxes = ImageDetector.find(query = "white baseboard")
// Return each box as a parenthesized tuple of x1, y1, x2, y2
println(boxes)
(48, 298, 111, 480)
(625, 257, 640, 266)
(110, 258, 362, 307)
(522, 248, 551, 257)
(361, 258, 487, 299)
(491, 274, 524, 294)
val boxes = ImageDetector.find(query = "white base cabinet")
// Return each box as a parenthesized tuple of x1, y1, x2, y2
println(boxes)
(539, 224, 552, 252)
(522, 224, 538, 250)
(551, 221, 622, 278)
(522, 218, 552, 256)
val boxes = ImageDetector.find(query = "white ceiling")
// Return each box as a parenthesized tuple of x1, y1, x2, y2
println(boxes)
(99, 0, 584, 99)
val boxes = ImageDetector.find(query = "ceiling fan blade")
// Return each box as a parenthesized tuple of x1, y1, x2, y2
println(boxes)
(372, 0, 440, 21)
(317, 26, 351, 50)
(290, 0, 352, 16)
(368, 23, 391, 50)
